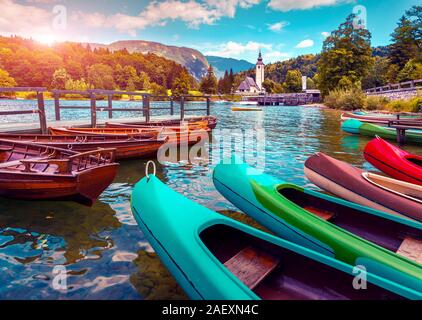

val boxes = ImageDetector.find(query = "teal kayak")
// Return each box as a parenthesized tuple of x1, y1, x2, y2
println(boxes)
(342, 119, 422, 144)
(213, 162, 422, 296)
(131, 175, 420, 300)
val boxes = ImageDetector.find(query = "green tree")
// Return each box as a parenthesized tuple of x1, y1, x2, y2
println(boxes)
(283, 70, 303, 93)
(51, 68, 71, 89)
(199, 65, 218, 94)
(396, 59, 422, 82)
(114, 64, 137, 90)
(0, 68, 17, 87)
(361, 57, 390, 89)
(389, 16, 420, 68)
(136, 71, 151, 90)
(306, 77, 316, 90)
(317, 14, 373, 96)
(172, 70, 191, 97)
(87, 63, 115, 90)
(405, 5, 421, 54)
(65, 78, 90, 91)
(262, 79, 283, 93)
(385, 64, 400, 83)
(150, 82, 168, 96)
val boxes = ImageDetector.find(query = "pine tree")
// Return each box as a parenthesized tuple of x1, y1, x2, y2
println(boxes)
(199, 65, 218, 94)
(389, 16, 419, 68)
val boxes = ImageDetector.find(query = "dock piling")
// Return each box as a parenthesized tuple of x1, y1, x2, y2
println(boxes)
(180, 96, 185, 121)
(54, 92, 60, 121)
(108, 94, 113, 119)
(90, 93, 97, 128)
(37, 91, 47, 134)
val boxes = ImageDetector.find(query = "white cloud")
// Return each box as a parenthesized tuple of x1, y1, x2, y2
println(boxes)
(0, 0, 53, 35)
(204, 41, 272, 58)
(295, 39, 314, 48)
(264, 51, 290, 62)
(267, 21, 289, 32)
(74, 0, 262, 36)
(268, 0, 353, 12)
(321, 31, 330, 38)
(203, 41, 290, 62)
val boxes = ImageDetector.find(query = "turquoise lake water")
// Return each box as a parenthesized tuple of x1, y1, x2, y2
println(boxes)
(0, 101, 421, 299)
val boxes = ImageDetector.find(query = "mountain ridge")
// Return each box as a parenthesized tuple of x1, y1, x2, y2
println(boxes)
(205, 55, 255, 78)
(84, 40, 209, 79)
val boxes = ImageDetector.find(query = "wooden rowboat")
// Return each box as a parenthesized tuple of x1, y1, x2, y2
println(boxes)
(131, 174, 416, 299)
(232, 107, 262, 112)
(0, 134, 166, 160)
(50, 127, 209, 147)
(0, 140, 118, 206)
(49, 127, 160, 137)
(304, 152, 422, 222)
(105, 121, 211, 132)
(142, 115, 217, 129)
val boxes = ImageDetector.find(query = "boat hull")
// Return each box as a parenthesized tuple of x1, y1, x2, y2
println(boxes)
(0, 135, 166, 160)
(342, 119, 422, 145)
(213, 161, 422, 294)
(304, 153, 422, 221)
(0, 141, 118, 205)
(364, 137, 422, 186)
(131, 175, 419, 299)
(341, 112, 422, 124)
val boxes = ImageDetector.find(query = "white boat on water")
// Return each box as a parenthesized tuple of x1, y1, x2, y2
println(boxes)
(236, 101, 258, 106)
(213, 100, 230, 104)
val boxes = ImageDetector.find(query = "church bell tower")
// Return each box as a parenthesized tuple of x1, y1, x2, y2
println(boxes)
(255, 50, 265, 91)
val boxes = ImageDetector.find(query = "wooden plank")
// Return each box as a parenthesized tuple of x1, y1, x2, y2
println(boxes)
(0, 87, 46, 92)
(224, 246, 280, 290)
(0, 110, 39, 115)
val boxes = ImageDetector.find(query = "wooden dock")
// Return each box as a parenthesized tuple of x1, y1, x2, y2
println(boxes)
(253, 92, 321, 106)
(0, 87, 211, 134)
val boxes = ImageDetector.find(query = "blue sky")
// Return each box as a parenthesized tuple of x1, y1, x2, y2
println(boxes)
(2, 0, 420, 63)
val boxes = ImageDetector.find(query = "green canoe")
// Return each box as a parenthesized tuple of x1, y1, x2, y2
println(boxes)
(342, 119, 422, 144)
(130, 175, 419, 300)
(213, 162, 422, 296)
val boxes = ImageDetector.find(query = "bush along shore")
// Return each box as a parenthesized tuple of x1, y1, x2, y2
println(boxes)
(324, 88, 422, 113)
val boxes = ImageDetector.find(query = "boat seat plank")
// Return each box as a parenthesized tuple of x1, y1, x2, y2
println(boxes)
(0, 157, 46, 170)
(224, 246, 280, 290)
(396, 237, 422, 264)
(303, 206, 334, 221)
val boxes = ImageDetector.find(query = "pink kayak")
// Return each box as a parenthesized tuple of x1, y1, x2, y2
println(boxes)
(305, 152, 422, 222)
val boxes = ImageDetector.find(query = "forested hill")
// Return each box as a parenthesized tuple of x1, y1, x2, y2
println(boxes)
(0, 36, 195, 91)
(205, 56, 254, 78)
(238, 54, 320, 83)
(87, 40, 209, 79)
(238, 46, 394, 85)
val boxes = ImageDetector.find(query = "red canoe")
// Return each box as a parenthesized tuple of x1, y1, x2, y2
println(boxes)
(364, 137, 422, 186)
(304, 152, 422, 222)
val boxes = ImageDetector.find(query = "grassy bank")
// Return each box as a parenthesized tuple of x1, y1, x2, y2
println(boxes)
(324, 88, 422, 113)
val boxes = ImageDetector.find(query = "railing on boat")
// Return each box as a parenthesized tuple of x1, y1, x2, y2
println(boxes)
(0, 87, 212, 134)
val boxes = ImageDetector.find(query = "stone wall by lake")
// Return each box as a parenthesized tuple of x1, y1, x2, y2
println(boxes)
(366, 89, 420, 101)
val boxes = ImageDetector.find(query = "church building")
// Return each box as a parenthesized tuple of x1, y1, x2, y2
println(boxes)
(237, 51, 265, 94)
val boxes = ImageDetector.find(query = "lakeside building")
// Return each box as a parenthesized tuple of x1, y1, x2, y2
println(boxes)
(236, 51, 265, 94)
